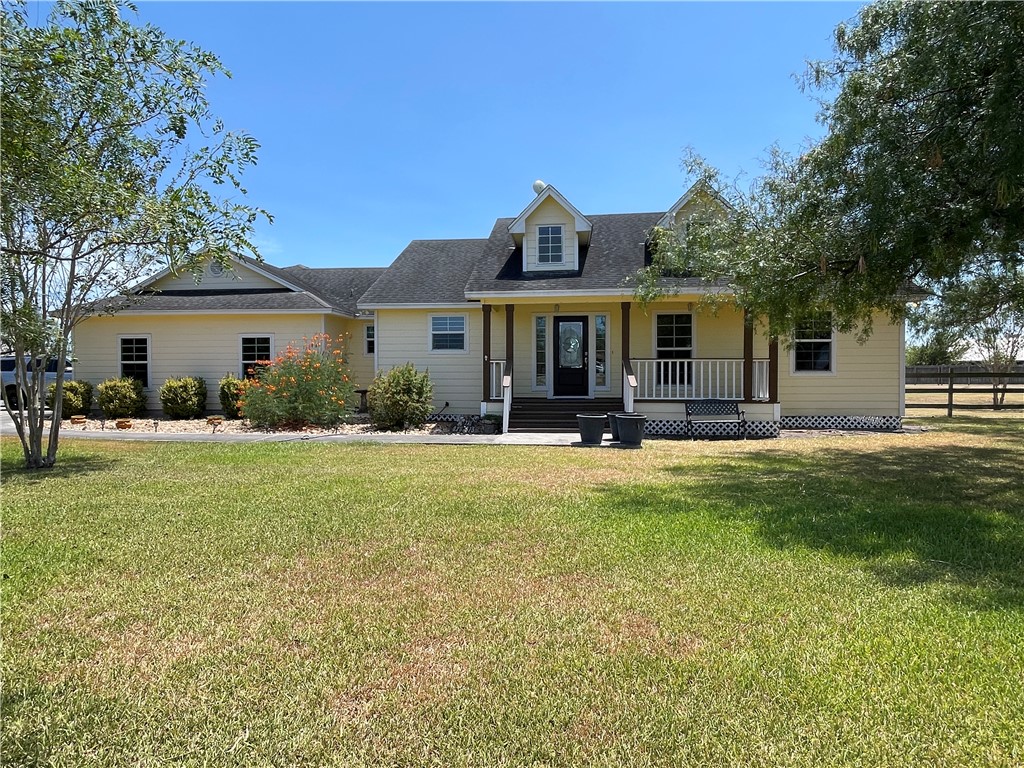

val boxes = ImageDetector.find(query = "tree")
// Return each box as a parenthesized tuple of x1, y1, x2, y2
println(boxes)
(638, 1, 1024, 341)
(1, 0, 269, 468)
(968, 310, 1024, 408)
(905, 329, 967, 367)
(914, 266, 1024, 407)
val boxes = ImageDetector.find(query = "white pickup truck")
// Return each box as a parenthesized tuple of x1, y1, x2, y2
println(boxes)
(1, 356, 74, 408)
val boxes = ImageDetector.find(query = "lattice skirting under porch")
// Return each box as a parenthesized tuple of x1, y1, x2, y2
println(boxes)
(779, 415, 903, 431)
(429, 412, 460, 423)
(645, 419, 781, 439)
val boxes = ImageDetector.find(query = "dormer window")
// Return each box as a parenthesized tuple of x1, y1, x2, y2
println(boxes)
(538, 225, 563, 264)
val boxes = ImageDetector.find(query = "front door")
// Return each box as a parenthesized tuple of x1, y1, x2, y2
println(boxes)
(553, 316, 588, 397)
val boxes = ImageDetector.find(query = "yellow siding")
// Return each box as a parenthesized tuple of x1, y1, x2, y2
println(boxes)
(778, 312, 902, 416)
(324, 316, 375, 391)
(524, 197, 578, 272)
(375, 308, 483, 414)
(155, 261, 281, 291)
(73, 313, 327, 410)
(631, 300, 758, 358)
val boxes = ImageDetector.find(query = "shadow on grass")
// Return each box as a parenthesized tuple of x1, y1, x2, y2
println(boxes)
(598, 441, 1024, 609)
(907, 415, 1024, 442)
(0, 451, 119, 483)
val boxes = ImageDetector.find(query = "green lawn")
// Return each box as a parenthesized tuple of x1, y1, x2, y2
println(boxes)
(3, 420, 1023, 767)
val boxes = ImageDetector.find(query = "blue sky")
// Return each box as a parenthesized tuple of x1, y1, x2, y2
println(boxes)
(126, 1, 864, 269)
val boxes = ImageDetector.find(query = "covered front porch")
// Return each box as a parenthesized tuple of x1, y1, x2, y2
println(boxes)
(477, 299, 781, 435)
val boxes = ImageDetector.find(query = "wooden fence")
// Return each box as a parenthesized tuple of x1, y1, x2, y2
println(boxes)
(905, 368, 1024, 416)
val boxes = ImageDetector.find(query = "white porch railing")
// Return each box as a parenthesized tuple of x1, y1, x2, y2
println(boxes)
(752, 360, 769, 401)
(501, 363, 513, 434)
(623, 360, 637, 412)
(632, 358, 770, 400)
(489, 359, 504, 400)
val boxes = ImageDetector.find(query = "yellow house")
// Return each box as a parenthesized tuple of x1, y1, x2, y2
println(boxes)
(358, 181, 906, 437)
(72, 259, 384, 412)
(73, 181, 906, 436)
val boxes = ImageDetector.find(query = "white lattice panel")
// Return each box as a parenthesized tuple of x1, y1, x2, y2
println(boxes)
(779, 415, 902, 431)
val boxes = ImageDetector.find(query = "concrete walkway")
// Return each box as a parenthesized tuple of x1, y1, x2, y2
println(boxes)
(2, 409, 919, 447)
(0, 409, 585, 446)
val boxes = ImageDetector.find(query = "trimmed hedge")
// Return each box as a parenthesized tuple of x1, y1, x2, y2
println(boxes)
(97, 377, 146, 418)
(47, 380, 94, 416)
(159, 376, 207, 419)
(367, 363, 433, 431)
(218, 373, 248, 419)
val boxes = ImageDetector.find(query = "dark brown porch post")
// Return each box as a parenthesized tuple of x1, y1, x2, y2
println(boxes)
(768, 336, 780, 403)
(621, 301, 631, 362)
(482, 304, 491, 401)
(505, 304, 515, 374)
(743, 308, 754, 402)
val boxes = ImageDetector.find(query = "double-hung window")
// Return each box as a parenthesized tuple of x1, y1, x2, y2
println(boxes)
(364, 324, 375, 355)
(430, 315, 466, 352)
(537, 225, 563, 264)
(793, 313, 834, 373)
(120, 337, 150, 388)
(655, 314, 693, 387)
(241, 336, 273, 379)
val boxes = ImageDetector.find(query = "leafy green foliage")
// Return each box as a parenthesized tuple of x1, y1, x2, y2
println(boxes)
(96, 377, 145, 418)
(218, 373, 248, 419)
(158, 376, 207, 419)
(367, 363, 434, 431)
(638, 1, 1024, 339)
(46, 379, 93, 416)
(240, 334, 355, 430)
(905, 329, 968, 366)
(0, 0, 269, 467)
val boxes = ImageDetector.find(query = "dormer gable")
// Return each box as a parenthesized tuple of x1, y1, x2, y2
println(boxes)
(508, 182, 592, 274)
(657, 179, 734, 230)
(140, 256, 291, 293)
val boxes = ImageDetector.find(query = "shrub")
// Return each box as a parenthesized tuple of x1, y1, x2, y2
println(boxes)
(240, 334, 355, 430)
(47, 380, 94, 416)
(367, 363, 433, 431)
(218, 373, 249, 419)
(159, 376, 207, 419)
(97, 377, 146, 418)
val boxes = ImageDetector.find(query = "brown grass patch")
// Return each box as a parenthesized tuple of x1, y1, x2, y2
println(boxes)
(595, 611, 703, 661)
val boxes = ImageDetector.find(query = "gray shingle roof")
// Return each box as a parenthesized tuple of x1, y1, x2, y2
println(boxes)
(465, 213, 663, 295)
(87, 259, 387, 316)
(357, 239, 488, 306)
(280, 266, 387, 315)
(90, 290, 333, 314)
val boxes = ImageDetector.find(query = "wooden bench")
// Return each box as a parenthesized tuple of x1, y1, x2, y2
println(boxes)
(684, 399, 747, 440)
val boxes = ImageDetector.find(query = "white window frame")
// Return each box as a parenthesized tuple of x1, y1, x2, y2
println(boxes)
(790, 314, 837, 375)
(364, 323, 375, 356)
(537, 224, 564, 264)
(239, 334, 275, 379)
(533, 314, 548, 391)
(428, 313, 468, 354)
(118, 334, 151, 389)
(652, 313, 694, 358)
(593, 313, 610, 391)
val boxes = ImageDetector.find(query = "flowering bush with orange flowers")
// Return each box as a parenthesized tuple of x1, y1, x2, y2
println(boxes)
(239, 334, 355, 429)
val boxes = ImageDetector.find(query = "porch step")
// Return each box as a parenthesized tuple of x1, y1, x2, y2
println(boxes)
(507, 398, 622, 433)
